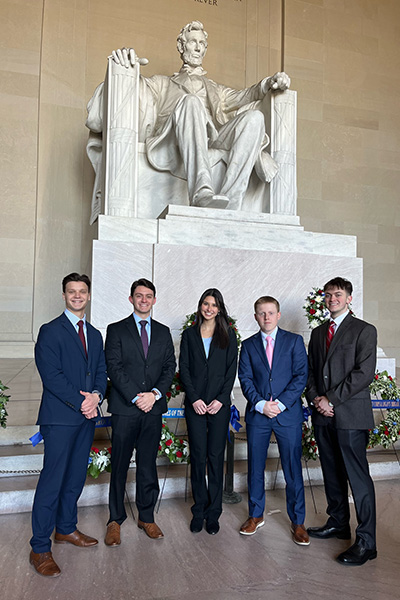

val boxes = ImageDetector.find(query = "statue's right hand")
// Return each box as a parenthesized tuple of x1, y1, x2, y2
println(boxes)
(110, 48, 148, 68)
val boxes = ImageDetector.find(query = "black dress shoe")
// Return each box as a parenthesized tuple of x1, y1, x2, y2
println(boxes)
(337, 541, 377, 566)
(206, 520, 220, 535)
(307, 524, 351, 540)
(190, 518, 204, 533)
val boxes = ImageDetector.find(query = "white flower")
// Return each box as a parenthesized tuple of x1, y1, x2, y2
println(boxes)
(165, 448, 170, 454)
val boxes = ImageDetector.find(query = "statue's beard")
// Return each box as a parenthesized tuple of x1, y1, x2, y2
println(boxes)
(181, 50, 204, 68)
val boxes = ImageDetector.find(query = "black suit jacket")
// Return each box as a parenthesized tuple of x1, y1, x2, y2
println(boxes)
(179, 325, 238, 407)
(105, 315, 176, 416)
(306, 313, 377, 430)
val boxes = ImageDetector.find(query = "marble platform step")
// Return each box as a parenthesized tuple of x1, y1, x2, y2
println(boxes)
(0, 442, 399, 515)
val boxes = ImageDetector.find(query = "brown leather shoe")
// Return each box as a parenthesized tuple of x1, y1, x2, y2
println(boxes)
(29, 550, 61, 577)
(54, 529, 98, 547)
(239, 516, 265, 536)
(105, 521, 121, 546)
(137, 519, 164, 539)
(291, 523, 310, 546)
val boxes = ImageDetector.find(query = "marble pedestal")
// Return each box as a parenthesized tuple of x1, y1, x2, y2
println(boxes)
(91, 206, 363, 349)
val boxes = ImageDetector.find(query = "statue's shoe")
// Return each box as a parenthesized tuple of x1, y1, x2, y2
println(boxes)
(193, 194, 229, 209)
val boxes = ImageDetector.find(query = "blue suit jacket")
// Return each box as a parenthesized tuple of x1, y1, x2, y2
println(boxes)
(238, 328, 308, 427)
(35, 313, 107, 425)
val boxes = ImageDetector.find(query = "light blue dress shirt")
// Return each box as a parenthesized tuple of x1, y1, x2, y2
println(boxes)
(202, 336, 212, 358)
(64, 309, 87, 347)
(255, 327, 286, 415)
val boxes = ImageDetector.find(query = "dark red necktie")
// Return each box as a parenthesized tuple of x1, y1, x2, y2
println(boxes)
(77, 320, 88, 357)
(326, 320, 335, 353)
(140, 320, 149, 358)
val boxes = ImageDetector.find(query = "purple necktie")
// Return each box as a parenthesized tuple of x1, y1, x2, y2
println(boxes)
(140, 320, 149, 358)
(77, 320, 87, 357)
(266, 335, 274, 368)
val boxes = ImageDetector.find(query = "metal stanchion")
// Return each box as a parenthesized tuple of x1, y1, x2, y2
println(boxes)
(222, 434, 242, 504)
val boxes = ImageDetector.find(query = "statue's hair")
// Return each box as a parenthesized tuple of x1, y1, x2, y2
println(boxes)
(177, 21, 208, 56)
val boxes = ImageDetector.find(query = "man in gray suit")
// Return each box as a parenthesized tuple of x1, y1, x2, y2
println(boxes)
(306, 277, 377, 566)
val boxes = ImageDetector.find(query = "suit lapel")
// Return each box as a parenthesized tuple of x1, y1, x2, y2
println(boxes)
(253, 331, 270, 371)
(326, 313, 353, 357)
(318, 320, 330, 359)
(125, 315, 145, 358)
(61, 314, 87, 361)
(272, 328, 284, 368)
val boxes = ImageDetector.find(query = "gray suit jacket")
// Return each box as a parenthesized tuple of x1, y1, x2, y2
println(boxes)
(306, 313, 377, 430)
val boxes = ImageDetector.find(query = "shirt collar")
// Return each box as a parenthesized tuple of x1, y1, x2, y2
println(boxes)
(331, 310, 349, 328)
(261, 326, 278, 341)
(64, 309, 86, 327)
(133, 312, 151, 325)
(177, 65, 207, 77)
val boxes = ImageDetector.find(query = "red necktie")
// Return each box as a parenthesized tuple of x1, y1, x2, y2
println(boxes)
(326, 320, 335, 353)
(77, 320, 88, 357)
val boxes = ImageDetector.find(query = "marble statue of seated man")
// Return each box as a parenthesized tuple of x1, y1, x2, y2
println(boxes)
(86, 20, 290, 212)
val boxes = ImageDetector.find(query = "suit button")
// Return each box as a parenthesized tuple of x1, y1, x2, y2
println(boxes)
(142, 382, 146, 386)
(324, 375, 328, 379)
(269, 378, 273, 382)
(87, 372, 91, 376)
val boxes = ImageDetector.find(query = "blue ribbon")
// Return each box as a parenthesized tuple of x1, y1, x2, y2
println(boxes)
(302, 406, 312, 422)
(29, 431, 43, 447)
(228, 405, 242, 441)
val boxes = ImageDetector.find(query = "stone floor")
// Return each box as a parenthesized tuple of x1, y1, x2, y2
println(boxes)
(0, 480, 399, 600)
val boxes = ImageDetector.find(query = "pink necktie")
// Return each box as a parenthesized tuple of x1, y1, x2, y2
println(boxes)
(266, 336, 274, 368)
(326, 320, 335, 353)
(77, 320, 87, 357)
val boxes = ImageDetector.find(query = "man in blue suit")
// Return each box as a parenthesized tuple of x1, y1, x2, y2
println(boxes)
(238, 296, 309, 545)
(30, 273, 107, 577)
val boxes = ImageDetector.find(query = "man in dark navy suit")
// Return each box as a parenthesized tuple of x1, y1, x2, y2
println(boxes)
(30, 273, 107, 577)
(238, 296, 309, 545)
(104, 279, 175, 546)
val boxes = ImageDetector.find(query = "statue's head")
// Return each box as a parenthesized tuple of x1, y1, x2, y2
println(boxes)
(177, 21, 208, 67)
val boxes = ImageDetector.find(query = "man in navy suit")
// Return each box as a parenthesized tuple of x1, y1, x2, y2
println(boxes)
(104, 279, 175, 546)
(30, 273, 107, 577)
(238, 296, 309, 545)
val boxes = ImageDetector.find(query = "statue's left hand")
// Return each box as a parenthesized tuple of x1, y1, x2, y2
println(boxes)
(265, 71, 291, 92)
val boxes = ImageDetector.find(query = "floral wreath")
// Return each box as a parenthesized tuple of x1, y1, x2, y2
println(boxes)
(302, 286, 400, 459)
(88, 312, 241, 475)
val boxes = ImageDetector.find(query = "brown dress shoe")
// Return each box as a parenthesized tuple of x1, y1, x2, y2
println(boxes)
(54, 529, 98, 547)
(29, 550, 61, 577)
(291, 523, 310, 546)
(105, 521, 121, 546)
(239, 516, 265, 536)
(137, 519, 164, 539)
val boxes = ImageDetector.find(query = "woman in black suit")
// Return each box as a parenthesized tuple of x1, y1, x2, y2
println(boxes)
(179, 289, 238, 535)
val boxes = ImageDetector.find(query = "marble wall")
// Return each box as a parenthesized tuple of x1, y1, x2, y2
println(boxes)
(285, 0, 400, 369)
(0, 0, 399, 372)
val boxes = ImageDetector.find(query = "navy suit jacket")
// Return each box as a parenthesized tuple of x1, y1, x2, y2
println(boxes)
(238, 328, 308, 427)
(35, 313, 107, 425)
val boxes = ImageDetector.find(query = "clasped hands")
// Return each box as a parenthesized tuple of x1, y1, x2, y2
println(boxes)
(193, 399, 222, 415)
(80, 391, 100, 419)
(313, 395, 334, 417)
(262, 399, 282, 418)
